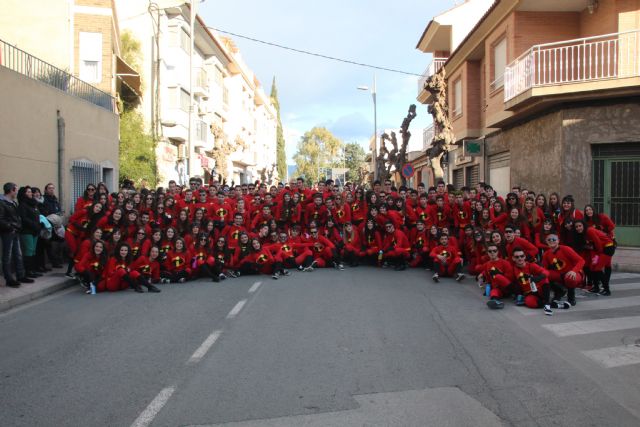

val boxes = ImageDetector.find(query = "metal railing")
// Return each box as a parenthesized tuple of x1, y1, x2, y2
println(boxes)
(194, 67, 208, 90)
(422, 124, 435, 150)
(505, 29, 640, 102)
(0, 39, 116, 112)
(195, 119, 208, 142)
(418, 57, 447, 94)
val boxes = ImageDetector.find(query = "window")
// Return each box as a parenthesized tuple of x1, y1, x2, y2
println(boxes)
(79, 32, 102, 83)
(453, 79, 462, 117)
(214, 66, 223, 88)
(492, 37, 507, 90)
(170, 26, 190, 53)
(168, 87, 190, 111)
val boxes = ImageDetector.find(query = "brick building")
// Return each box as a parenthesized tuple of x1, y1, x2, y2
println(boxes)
(415, 0, 640, 246)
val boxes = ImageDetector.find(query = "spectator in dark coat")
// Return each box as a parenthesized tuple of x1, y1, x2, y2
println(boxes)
(17, 186, 42, 279)
(0, 182, 33, 287)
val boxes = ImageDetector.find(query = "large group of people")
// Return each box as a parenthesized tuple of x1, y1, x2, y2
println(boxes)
(1, 176, 617, 315)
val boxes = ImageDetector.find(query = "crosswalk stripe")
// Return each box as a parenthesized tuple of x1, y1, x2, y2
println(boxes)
(611, 282, 640, 291)
(611, 273, 640, 280)
(542, 316, 640, 337)
(514, 295, 640, 316)
(582, 345, 640, 368)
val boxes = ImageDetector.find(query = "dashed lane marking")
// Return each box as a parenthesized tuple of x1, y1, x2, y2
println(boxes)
(188, 330, 222, 364)
(130, 386, 175, 427)
(248, 281, 262, 293)
(226, 299, 247, 319)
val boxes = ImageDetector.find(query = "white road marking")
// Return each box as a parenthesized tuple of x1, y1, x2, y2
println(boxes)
(226, 299, 247, 319)
(611, 282, 640, 291)
(583, 345, 640, 368)
(130, 386, 175, 427)
(188, 330, 222, 364)
(612, 273, 640, 280)
(542, 316, 640, 337)
(515, 295, 640, 316)
(248, 281, 262, 294)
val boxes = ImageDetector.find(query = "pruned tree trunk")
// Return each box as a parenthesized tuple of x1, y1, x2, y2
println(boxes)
(379, 104, 417, 185)
(424, 68, 454, 182)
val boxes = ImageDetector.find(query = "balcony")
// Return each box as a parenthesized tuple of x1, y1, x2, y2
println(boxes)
(417, 58, 447, 103)
(504, 30, 640, 108)
(422, 124, 435, 151)
(193, 67, 209, 97)
(193, 120, 209, 147)
(0, 38, 116, 112)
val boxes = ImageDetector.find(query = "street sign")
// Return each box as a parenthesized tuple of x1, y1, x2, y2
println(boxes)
(401, 163, 415, 179)
(464, 139, 483, 157)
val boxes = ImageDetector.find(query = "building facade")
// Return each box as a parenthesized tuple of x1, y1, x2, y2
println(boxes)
(416, 0, 640, 246)
(0, 0, 134, 212)
(116, 0, 277, 186)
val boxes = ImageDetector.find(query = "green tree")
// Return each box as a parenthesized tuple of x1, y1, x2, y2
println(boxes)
(344, 142, 366, 183)
(118, 31, 157, 186)
(119, 109, 158, 187)
(293, 127, 343, 184)
(270, 77, 287, 181)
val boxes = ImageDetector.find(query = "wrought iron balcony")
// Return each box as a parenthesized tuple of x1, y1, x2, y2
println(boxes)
(0, 38, 116, 112)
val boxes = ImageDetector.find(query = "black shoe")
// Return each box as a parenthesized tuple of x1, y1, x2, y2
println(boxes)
(568, 298, 577, 306)
(487, 299, 504, 310)
(26, 271, 41, 278)
(587, 286, 601, 294)
(599, 289, 611, 296)
(52, 264, 64, 269)
(146, 284, 161, 293)
(35, 266, 49, 273)
(18, 277, 35, 284)
(133, 286, 144, 293)
(455, 273, 465, 282)
(6, 280, 21, 288)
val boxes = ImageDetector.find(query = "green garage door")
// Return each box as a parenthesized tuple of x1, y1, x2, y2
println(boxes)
(592, 144, 640, 247)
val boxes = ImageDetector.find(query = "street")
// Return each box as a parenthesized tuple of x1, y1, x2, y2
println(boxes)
(1, 269, 640, 427)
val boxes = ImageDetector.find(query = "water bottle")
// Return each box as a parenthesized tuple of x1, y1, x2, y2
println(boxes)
(485, 284, 491, 297)
(377, 250, 383, 266)
(90, 283, 96, 295)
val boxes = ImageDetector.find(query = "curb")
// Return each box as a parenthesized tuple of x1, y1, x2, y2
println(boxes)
(0, 278, 77, 314)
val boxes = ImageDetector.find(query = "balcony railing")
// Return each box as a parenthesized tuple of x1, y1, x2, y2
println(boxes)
(504, 30, 640, 102)
(0, 38, 116, 112)
(418, 58, 447, 94)
(195, 119, 208, 143)
(422, 124, 435, 151)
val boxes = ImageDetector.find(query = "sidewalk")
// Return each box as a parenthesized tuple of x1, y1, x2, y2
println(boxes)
(0, 267, 76, 313)
(613, 247, 640, 273)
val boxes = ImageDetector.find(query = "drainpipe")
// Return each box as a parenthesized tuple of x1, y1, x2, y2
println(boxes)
(57, 110, 65, 214)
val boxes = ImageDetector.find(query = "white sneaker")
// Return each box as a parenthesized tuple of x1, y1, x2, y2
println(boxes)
(543, 305, 553, 316)
(455, 273, 465, 282)
(272, 272, 280, 280)
(432, 273, 439, 283)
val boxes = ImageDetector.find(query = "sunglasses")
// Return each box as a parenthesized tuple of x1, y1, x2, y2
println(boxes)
(310, 230, 318, 234)
(88, 188, 96, 191)
(546, 237, 558, 242)
(513, 255, 526, 259)
(487, 249, 498, 253)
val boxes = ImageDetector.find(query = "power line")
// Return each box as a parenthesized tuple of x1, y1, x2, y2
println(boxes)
(208, 26, 424, 77)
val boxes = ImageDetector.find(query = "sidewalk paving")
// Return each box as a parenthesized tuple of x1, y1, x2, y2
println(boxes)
(0, 267, 76, 313)
(1, 247, 639, 313)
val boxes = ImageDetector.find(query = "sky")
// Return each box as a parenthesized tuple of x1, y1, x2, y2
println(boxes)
(199, 0, 452, 163)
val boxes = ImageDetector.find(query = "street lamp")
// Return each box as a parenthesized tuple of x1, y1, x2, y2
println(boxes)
(357, 73, 377, 180)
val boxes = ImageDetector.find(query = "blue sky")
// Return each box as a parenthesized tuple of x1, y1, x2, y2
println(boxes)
(199, 1, 449, 162)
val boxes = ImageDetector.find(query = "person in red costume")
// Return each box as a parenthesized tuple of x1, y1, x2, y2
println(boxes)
(572, 220, 615, 296)
(409, 220, 430, 268)
(360, 219, 382, 265)
(503, 225, 538, 260)
(163, 237, 192, 283)
(75, 240, 108, 293)
(541, 232, 584, 305)
(430, 233, 464, 282)
(102, 242, 144, 293)
(380, 221, 411, 271)
(130, 246, 161, 292)
(511, 248, 570, 315)
(583, 204, 615, 238)
(479, 243, 514, 309)
(304, 226, 343, 270)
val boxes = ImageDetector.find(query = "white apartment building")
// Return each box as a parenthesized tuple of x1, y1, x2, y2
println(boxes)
(116, 0, 277, 186)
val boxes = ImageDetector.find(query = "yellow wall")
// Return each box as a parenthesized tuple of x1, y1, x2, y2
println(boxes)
(0, 67, 119, 213)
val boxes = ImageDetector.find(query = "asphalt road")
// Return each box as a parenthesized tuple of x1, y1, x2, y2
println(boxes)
(1, 268, 639, 427)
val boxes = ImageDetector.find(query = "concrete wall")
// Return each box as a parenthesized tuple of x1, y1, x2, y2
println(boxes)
(561, 101, 640, 205)
(484, 100, 640, 207)
(0, 67, 119, 213)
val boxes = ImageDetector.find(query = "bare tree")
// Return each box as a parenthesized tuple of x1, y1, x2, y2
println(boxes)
(424, 68, 454, 181)
(378, 104, 417, 185)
